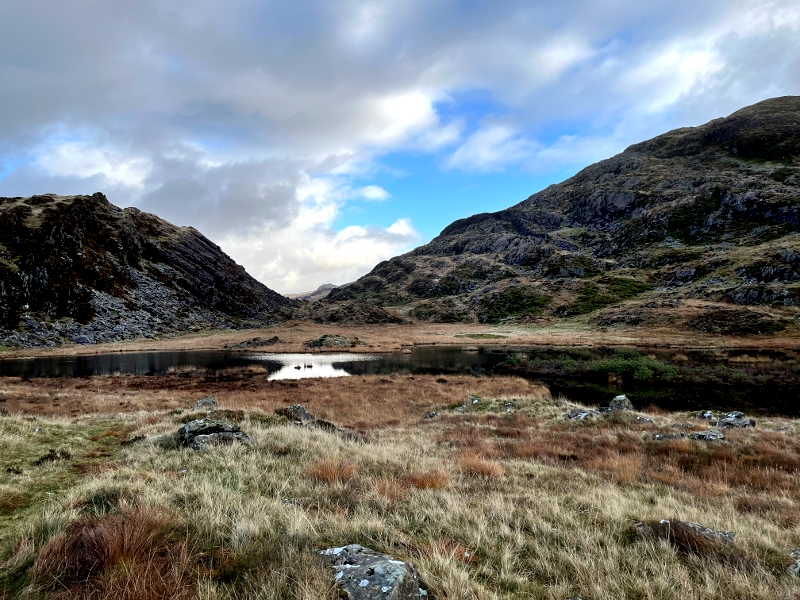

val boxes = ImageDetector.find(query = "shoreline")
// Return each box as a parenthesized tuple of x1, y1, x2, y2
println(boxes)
(3, 321, 800, 361)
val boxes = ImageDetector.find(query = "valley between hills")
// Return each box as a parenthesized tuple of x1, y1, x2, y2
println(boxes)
(1, 98, 800, 599)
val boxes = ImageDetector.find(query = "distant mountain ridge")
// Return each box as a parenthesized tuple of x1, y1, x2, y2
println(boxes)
(328, 96, 800, 335)
(0, 193, 296, 347)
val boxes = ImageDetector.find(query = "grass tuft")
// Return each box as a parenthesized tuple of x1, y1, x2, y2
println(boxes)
(458, 453, 505, 478)
(304, 459, 358, 484)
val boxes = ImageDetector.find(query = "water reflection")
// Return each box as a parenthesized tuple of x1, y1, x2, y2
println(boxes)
(248, 353, 379, 380)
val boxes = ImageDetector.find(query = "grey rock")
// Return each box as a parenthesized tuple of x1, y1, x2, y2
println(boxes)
(72, 334, 95, 345)
(193, 396, 218, 409)
(275, 404, 315, 423)
(654, 519, 735, 545)
(321, 544, 425, 600)
(653, 433, 686, 440)
(695, 410, 717, 420)
(424, 411, 437, 419)
(690, 429, 726, 441)
(636, 416, 654, 424)
(563, 409, 600, 420)
(176, 419, 251, 452)
(788, 550, 800, 577)
(609, 394, 634, 411)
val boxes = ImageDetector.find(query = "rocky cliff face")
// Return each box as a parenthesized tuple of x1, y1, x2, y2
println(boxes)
(328, 96, 800, 334)
(0, 193, 296, 347)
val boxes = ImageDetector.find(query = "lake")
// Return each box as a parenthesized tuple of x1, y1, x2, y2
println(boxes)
(1, 345, 798, 416)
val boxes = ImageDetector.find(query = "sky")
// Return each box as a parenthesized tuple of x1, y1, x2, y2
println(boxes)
(0, 1, 799, 293)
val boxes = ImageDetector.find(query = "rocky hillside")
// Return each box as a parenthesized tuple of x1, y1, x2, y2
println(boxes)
(328, 96, 800, 335)
(0, 193, 296, 347)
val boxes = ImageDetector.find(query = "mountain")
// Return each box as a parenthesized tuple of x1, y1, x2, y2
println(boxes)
(0, 193, 296, 347)
(327, 96, 800, 335)
(285, 283, 339, 302)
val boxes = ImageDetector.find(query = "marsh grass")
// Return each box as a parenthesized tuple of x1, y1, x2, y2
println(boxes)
(0, 383, 799, 599)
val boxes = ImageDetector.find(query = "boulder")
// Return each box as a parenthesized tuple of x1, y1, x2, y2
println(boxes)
(563, 409, 600, 420)
(637, 519, 735, 546)
(695, 410, 717, 420)
(320, 544, 426, 600)
(193, 396, 218, 410)
(654, 519, 735, 545)
(609, 394, 634, 411)
(176, 419, 252, 452)
(275, 404, 316, 423)
(690, 429, 725, 441)
(711, 411, 756, 428)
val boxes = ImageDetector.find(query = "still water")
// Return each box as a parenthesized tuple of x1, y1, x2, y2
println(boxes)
(1, 345, 798, 415)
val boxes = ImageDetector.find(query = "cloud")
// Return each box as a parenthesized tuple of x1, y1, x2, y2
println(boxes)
(357, 185, 390, 201)
(0, 0, 798, 291)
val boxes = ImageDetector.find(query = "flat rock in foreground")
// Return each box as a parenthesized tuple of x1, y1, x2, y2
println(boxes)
(321, 544, 426, 600)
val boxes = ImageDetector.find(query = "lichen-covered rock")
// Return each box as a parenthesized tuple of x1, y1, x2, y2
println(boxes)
(176, 419, 251, 452)
(609, 394, 634, 411)
(274, 404, 315, 423)
(636, 519, 735, 546)
(321, 545, 426, 600)
(690, 429, 725, 441)
(710, 411, 756, 428)
(563, 409, 600, 420)
(653, 519, 735, 545)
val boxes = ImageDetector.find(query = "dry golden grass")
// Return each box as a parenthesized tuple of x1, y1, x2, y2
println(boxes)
(1, 382, 800, 599)
(7, 317, 800, 362)
(0, 372, 539, 428)
(304, 459, 358, 484)
(33, 508, 192, 600)
(458, 453, 505, 478)
(403, 469, 450, 490)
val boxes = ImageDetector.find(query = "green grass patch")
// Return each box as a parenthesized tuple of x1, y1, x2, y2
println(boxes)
(0, 416, 130, 545)
(476, 286, 551, 323)
(585, 351, 678, 382)
(561, 277, 652, 316)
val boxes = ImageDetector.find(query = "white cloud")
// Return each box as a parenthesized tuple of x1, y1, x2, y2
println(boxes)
(36, 140, 151, 188)
(357, 185, 390, 201)
(221, 193, 418, 293)
(446, 124, 537, 172)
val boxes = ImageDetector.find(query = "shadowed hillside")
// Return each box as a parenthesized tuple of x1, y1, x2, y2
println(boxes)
(0, 193, 296, 347)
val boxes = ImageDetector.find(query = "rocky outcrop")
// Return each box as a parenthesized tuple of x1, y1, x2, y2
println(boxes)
(696, 410, 756, 428)
(0, 193, 296, 347)
(320, 545, 427, 600)
(326, 97, 800, 332)
(303, 334, 367, 348)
